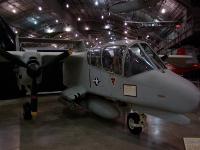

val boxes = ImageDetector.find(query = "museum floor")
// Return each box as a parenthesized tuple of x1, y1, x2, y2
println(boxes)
(0, 95, 200, 150)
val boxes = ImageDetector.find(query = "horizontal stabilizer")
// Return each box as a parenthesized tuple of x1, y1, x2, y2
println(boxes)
(134, 105, 190, 125)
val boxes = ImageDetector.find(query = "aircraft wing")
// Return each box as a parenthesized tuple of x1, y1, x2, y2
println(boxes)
(0, 51, 24, 63)
(0, 51, 68, 63)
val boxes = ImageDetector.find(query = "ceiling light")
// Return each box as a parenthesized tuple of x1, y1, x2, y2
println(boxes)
(45, 28, 55, 33)
(110, 37, 112, 40)
(85, 26, 89, 30)
(64, 25, 72, 32)
(124, 22, 127, 26)
(146, 35, 150, 39)
(99, 41, 102, 44)
(108, 12, 111, 16)
(95, 1, 99, 6)
(101, 15, 104, 19)
(38, 6, 42, 11)
(33, 20, 38, 25)
(86, 42, 89, 45)
(75, 33, 78, 37)
(14, 30, 18, 34)
(55, 19, 59, 23)
(154, 19, 159, 22)
(124, 30, 128, 34)
(12, 9, 16, 14)
(66, 4, 69, 8)
(104, 24, 110, 29)
(51, 44, 57, 48)
(96, 38, 98, 41)
(77, 17, 81, 21)
(108, 31, 111, 35)
(161, 8, 166, 14)
(59, 35, 62, 38)
(124, 37, 127, 40)
(28, 34, 34, 38)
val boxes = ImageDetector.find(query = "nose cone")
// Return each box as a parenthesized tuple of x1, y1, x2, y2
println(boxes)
(138, 69, 200, 113)
(160, 70, 200, 113)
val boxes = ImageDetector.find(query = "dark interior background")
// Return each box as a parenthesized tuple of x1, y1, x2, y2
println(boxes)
(0, 61, 65, 100)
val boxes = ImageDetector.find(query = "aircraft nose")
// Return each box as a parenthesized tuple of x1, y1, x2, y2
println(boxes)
(166, 70, 200, 112)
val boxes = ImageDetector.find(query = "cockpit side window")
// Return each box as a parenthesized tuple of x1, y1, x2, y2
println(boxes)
(124, 44, 153, 77)
(87, 48, 101, 67)
(102, 45, 125, 74)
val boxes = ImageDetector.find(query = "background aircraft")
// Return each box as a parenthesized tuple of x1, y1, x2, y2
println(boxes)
(0, 16, 200, 135)
(160, 47, 200, 75)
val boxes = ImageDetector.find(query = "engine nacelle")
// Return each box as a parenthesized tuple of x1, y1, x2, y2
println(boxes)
(87, 98, 120, 119)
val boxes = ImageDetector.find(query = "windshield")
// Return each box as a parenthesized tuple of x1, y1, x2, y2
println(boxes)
(140, 43, 166, 69)
(124, 44, 154, 77)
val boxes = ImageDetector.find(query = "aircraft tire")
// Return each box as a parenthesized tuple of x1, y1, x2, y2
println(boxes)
(23, 102, 32, 120)
(127, 112, 142, 135)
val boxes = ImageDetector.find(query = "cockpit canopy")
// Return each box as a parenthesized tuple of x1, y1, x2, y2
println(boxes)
(87, 42, 166, 77)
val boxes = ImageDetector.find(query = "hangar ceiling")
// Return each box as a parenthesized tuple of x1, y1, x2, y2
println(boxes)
(0, 0, 199, 50)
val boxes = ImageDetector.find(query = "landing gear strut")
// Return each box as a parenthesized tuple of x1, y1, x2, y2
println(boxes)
(23, 102, 32, 120)
(127, 112, 146, 135)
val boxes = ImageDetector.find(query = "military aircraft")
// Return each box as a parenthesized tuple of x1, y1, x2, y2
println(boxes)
(160, 47, 200, 75)
(0, 16, 200, 135)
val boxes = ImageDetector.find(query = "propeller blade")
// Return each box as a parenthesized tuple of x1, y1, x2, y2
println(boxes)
(0, 49, 27, 68)
(41, 51, 70, 69)
(30, 78, 38, 115)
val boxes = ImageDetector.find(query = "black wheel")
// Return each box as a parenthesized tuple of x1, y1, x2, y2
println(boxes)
(127, 112, 142, 135)
(23, 102, 32, 120)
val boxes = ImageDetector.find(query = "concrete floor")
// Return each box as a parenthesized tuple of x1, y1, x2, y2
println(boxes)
(0, 95, 200, 150)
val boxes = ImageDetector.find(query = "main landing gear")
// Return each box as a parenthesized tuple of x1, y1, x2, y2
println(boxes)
(127, 112, 146, 135)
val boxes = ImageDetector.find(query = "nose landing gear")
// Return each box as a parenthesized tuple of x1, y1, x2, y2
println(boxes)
(127, 112, 146, 135)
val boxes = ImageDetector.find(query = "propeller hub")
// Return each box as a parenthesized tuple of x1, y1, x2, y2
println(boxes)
(26, 57, 41, 78)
